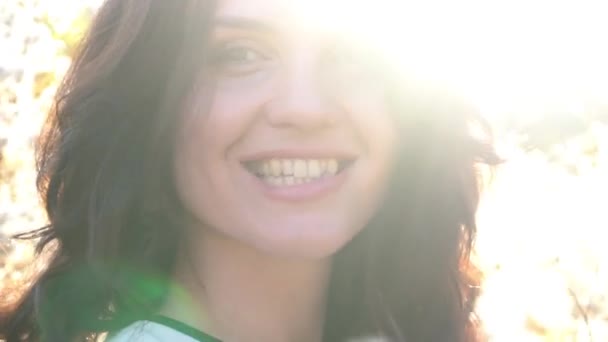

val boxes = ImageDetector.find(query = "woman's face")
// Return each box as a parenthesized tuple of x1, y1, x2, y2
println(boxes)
(174, 0, 398, 258)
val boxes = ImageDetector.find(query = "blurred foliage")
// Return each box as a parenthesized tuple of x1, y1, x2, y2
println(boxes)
(0, 0, 95, 227)
(1, 0, 607, 340)
(0, 0, 96, 314)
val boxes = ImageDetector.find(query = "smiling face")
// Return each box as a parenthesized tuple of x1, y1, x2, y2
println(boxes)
(173, 0, 398, 258)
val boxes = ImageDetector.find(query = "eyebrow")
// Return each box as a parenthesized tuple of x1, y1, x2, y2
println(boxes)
(213, 16, 278, 33)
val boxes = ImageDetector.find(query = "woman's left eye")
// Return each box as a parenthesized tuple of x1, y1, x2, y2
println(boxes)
(323, 43, 381, 80)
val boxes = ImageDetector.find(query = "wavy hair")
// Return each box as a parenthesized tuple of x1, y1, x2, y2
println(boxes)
(0, 0, 498, 341)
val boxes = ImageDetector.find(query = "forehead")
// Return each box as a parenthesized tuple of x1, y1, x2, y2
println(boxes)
(214, 0, 385, 36)
(216, 0, 337, 21)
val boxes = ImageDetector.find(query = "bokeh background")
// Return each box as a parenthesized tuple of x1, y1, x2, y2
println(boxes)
(1, 1, 607, 341)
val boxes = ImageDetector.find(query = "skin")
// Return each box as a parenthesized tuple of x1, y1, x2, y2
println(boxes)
(164, 0, 398, 341)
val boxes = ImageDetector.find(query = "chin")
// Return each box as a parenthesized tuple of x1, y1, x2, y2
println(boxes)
(246, 222, 361, 260)
(255, 235, 355, 260)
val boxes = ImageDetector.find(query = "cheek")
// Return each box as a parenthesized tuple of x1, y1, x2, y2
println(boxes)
(188, 83, 270, 148)
(172, 83, 272, 238)
(174, 78, 274, 175)
(349, 93, 399, 209)
(172, 87, 244, 219)
(173, 81, 398, 259)
(347, 91, 398, 160)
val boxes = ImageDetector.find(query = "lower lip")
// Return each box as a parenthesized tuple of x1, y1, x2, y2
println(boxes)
(244, 166, 352, 202)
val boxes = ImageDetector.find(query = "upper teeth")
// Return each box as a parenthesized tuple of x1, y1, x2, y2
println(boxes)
(255, 158, 340, 179)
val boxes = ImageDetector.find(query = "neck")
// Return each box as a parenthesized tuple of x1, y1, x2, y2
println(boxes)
(161, 229, 332, 342)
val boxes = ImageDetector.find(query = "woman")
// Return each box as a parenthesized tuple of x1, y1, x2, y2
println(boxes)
(1, 0, 498, 341)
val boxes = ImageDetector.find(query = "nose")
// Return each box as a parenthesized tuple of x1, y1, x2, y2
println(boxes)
(265, 58, 338, 130)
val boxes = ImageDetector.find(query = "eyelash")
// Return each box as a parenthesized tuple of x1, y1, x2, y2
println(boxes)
(210, 41, 271, 75)
(209, 40, 380, 80)
(216, 46, 264, 63)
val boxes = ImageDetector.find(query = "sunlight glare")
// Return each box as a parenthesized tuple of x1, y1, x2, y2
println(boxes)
(298, 0, 608, 118)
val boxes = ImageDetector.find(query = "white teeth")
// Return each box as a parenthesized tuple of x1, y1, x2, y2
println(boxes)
(327, 159, 338, 175)
(268, 177, 284, 186)
(271, 159, 282, 177)
(262, 162, 270, 176)
(293, 159, 307, 178)
(307, 160, 321, 178)
(319, 160, 327, 174)
(282, 160, 293, 175)
(253, 158, 345, 185)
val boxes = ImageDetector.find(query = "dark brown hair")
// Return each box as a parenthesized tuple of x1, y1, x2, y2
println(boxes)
(1, 0, 498, 341)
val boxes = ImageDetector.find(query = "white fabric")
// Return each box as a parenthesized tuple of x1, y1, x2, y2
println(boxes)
(105, 320, 391, 342)
(106, 320, 200, 342)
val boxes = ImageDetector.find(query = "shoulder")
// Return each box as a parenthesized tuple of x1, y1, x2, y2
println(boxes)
(105, 321, 202, 342)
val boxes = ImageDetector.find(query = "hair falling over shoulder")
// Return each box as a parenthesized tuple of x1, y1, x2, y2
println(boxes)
(0, 0, 499, 341)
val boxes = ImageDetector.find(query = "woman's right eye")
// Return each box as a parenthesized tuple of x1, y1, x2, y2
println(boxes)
(210, 43, 271, 76)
